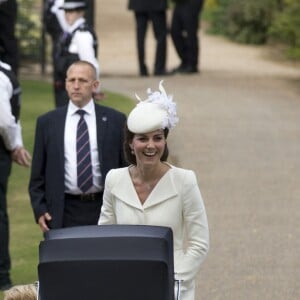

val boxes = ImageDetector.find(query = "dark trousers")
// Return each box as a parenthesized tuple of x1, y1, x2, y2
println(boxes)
(170, 1, 203, 70)
(0, 139, 12, 284)
(134, 11, 167, 75)
(63, 193, 103, 227)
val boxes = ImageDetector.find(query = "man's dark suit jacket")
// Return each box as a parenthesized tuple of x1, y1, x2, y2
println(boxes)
(128, 0, 167, 11)
(29, 102, 127, 229)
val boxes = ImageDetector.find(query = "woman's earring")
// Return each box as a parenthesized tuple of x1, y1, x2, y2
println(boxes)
(131, 149, 134, 155)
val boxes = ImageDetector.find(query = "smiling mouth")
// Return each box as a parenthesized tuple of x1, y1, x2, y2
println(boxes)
(144, 152, 156, 157)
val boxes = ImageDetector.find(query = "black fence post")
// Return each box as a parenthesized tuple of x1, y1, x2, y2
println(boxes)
(40, 0, 46, 75)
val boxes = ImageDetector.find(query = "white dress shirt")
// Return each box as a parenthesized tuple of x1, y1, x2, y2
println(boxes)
(64, 100, 102, 194)
(0, 61, 23, 151)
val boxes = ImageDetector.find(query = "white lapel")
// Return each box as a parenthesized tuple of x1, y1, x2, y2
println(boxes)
(110, 168, 178, 210)
(110, 168, 143, 210)
(143, 170, 178, 209)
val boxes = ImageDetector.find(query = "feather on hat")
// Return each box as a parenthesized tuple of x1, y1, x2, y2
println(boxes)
(127, 81, 178, 134)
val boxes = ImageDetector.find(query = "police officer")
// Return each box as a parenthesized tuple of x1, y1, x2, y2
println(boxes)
(43, 0, 69, 61)
(54, 0, 100, 107)
(170, 0, 205, 74)
(43, 0, 68, 44)
(0, 0, 19, 75)
(0, 60, 31, 291)
(43, 0, 69, 105)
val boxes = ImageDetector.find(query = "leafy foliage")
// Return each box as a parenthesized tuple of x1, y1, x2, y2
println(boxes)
(268, 0, 300, 58)
(204, 0, 300, 58)
(206, 0, 278, 44)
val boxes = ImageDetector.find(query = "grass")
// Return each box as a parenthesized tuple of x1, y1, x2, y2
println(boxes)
(1, 80, 134, 297)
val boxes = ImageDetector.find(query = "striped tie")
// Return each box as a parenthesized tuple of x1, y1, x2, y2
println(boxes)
(76, 110, 93, 193)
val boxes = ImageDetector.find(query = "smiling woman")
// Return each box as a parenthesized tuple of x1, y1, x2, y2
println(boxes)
(124, 128, 169, 166)
(130, 130, 167, 165)
(98, 81, 209, 300)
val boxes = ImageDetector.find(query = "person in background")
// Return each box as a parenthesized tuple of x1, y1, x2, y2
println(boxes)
(0, 0, 19, 76)
(43, 0, 69, 90)
(0, 60, 31, 291)
(4, 283, 37, 300)
(29, 60, 127, 233)
(43, 0, 69, 50)
(128, 0, 168, 76)
(53, 0, 101, 107)
(170, 0, 205, 74)
(98, 81, 209, 300)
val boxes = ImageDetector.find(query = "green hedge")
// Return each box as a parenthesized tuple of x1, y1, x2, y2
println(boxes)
(204, 0, 300, 59)
(269, 0, 300, 58)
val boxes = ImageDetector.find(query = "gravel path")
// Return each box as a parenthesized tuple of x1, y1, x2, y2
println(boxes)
(95, 2, 300, 299)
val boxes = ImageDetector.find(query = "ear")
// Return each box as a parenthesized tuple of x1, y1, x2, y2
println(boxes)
(129, 142, 134, 150)
(92, 79, 100, 92)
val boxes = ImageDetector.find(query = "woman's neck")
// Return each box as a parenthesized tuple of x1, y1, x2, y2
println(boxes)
(133, 162, 169, 182)
(129, 162, 170, 204)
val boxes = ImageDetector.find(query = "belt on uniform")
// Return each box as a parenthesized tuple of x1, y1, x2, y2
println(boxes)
(65, 192, 102, 201)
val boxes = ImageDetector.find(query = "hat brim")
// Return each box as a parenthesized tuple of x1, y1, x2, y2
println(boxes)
(59, 2, 87, 10)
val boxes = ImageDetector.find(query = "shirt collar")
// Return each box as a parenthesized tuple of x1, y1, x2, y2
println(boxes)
(68, 18, 86, 33)
(68, 99, 95, 117)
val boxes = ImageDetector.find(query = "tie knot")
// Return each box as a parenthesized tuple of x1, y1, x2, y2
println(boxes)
(77, 110, 86, 117)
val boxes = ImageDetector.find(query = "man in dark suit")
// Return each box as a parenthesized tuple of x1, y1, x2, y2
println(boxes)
(29, 60, 127, 232)
(128, 0, 168, 76)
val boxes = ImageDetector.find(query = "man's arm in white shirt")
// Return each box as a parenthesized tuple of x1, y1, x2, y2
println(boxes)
(0, 71, 31, 166)
(0, 72, 23, 151)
